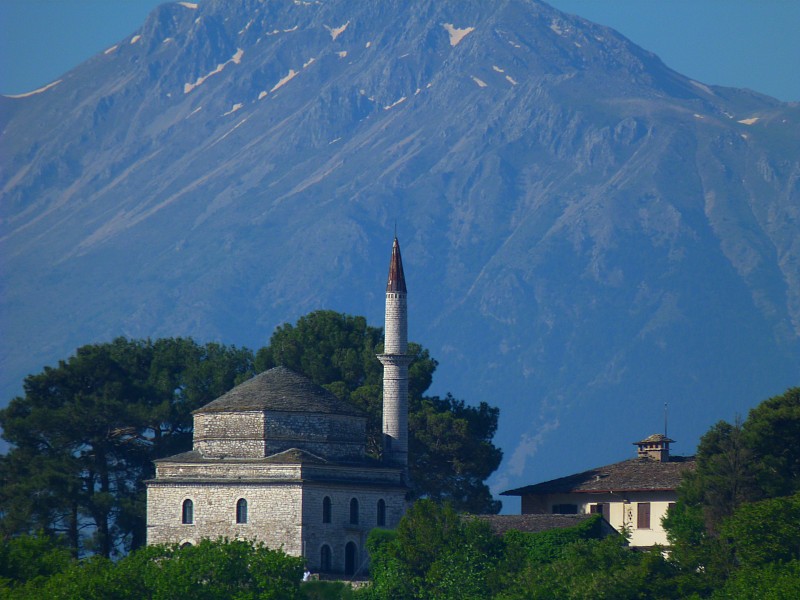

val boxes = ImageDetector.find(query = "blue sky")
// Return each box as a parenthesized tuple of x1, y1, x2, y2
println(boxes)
(0, 0, 798, 101)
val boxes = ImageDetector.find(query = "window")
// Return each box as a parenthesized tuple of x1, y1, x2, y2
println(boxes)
(349, 498, 359, 525)
(236, 498, 248, 524)
(345, 542, 357, 576)
(323, 496, 332, 524)
(590, 503, 610, 520)
(377, 499, 386, 527)
(637, 502, 651, 529)
(320, 544, 332, 571)
(182, 499, 194, 524)
(552, 503, 578, 514)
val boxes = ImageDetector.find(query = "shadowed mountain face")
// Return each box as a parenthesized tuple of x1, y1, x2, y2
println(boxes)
(1, 0, 798, 492)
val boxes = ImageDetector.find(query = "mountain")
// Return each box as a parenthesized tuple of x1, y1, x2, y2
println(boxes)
(1, 0, 798, 496)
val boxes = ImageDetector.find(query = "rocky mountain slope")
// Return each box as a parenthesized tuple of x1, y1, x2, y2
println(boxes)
(1, 0, 798, 492)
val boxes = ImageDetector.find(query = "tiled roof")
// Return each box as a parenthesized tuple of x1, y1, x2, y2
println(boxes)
(473, 513, 608, 535)
(386, 237, 407, 293)
(155, 448, 328, 465)
(635, 433, 675, 445)
(501, 456, 695, 496)
(193, 366, 365, 416)
(154, 448, 386, 467)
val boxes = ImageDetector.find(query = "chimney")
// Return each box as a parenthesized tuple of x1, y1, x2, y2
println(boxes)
(634, 434, 674, 462)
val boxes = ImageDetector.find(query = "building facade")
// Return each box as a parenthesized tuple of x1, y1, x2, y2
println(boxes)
(146, 238, 412, 575)
(502, 435, 695, 547)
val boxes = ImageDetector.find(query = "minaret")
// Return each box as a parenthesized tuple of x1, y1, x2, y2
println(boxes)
(378, 237, 411, 473)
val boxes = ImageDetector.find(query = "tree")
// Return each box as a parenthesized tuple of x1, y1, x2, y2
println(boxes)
(681, 419, 759, 533)
(3, 539, 304, 600)
(255, 310, 502, 513)
(0, 338, 255, 557)
(366, 500, 501, 600)
(742, 387, 800, 498)
(0, 532, 74, 593)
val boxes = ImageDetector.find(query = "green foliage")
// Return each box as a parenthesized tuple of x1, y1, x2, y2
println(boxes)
(256, 310, 502, 513)
(367, 500, 501, 600)
(3, 538, 304, 600)
(711, 560, 800, 600)
(0, 337, 255, 556)
(742, 387, 800, 498)
(300, 580, 358, 600)
(719, 492, 800, 568)
(664, 387, 800, 598)
(0, 532, 74, 592)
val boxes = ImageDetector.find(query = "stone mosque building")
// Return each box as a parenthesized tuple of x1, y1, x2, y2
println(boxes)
(146, 238, 412, 576)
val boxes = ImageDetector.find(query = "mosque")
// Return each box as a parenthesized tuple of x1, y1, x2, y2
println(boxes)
(146, 238, 411, 576)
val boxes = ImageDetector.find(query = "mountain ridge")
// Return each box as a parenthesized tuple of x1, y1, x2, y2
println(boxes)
(1, 0, 798, 492)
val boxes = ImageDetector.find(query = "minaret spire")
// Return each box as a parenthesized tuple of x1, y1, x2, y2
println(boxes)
(378, 237, 411, 475)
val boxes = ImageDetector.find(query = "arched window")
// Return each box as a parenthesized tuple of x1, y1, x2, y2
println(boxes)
(322, 496, 332, 524)
(320, 544, 332, 571)
(349, 498, 359, 525)
(345, 542, 357, 576)
(182, 499, 194, 524)
(236, 498, 248, 524)
(377, 499, 386, 527)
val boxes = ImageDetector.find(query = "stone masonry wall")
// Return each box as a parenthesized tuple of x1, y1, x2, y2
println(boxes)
(147, 482, 303, 554)
(302, 484, 407, 574)
(193, 412, 265, 457)
(193, 411, 366, 461)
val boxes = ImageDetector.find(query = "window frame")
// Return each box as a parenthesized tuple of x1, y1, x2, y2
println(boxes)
(236, 498, 248, 524)
(377, 499, 386, 527)
(637, 502, 651, 529)
(322, 496, 332, 524)
(182, 499, 194, 525)
(349, 498, 359, 525)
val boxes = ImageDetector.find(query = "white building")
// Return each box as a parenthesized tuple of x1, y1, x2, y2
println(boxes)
(146, 238, 412, 575)
(501, 435, 695, 547)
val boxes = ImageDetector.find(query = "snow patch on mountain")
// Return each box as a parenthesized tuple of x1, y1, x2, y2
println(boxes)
(442, 23, 475, 47)
(738, 117, 760, 125)
(211, 118, 248, 146)
(505, 75, 517, 85)
(178, 2, 198, 8)
(690, 80, 713, 95)
(104, 45, 118, 55)
(270, 69, 298, 92)
(223, 103, 244, 116)
(5, 79, 62, 98)
(384, 97, 407, 110)
(131, 35, 141, 44)
(303, 58, 316, 68)
(472, 76, 488, 88)
(325, 21, 350, 41)
(338, 51, 348, 58)
(184, 48, 244, 94)
(493, 66, 504, 73)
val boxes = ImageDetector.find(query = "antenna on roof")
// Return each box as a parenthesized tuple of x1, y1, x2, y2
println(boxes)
(394, 220, 397, 239)
(664, 401, 668, 437)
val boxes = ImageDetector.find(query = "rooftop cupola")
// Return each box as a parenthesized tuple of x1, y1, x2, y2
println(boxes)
(634, 434, 674, 462)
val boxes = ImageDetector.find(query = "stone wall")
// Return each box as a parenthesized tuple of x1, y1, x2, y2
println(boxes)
(147, 481, 303, 554)
(193, 410, 366, 461)
(147, 477, 407, 574)
(194, 412, 265, 457)
(301, 484, 407, 574)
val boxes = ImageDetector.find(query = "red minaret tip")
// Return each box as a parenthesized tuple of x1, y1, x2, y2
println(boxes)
(386, 237, 407, 293)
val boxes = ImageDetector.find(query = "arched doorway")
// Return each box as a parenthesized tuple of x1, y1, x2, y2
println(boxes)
(320, 544, 332, 572)
(344, 541, 357, 576)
